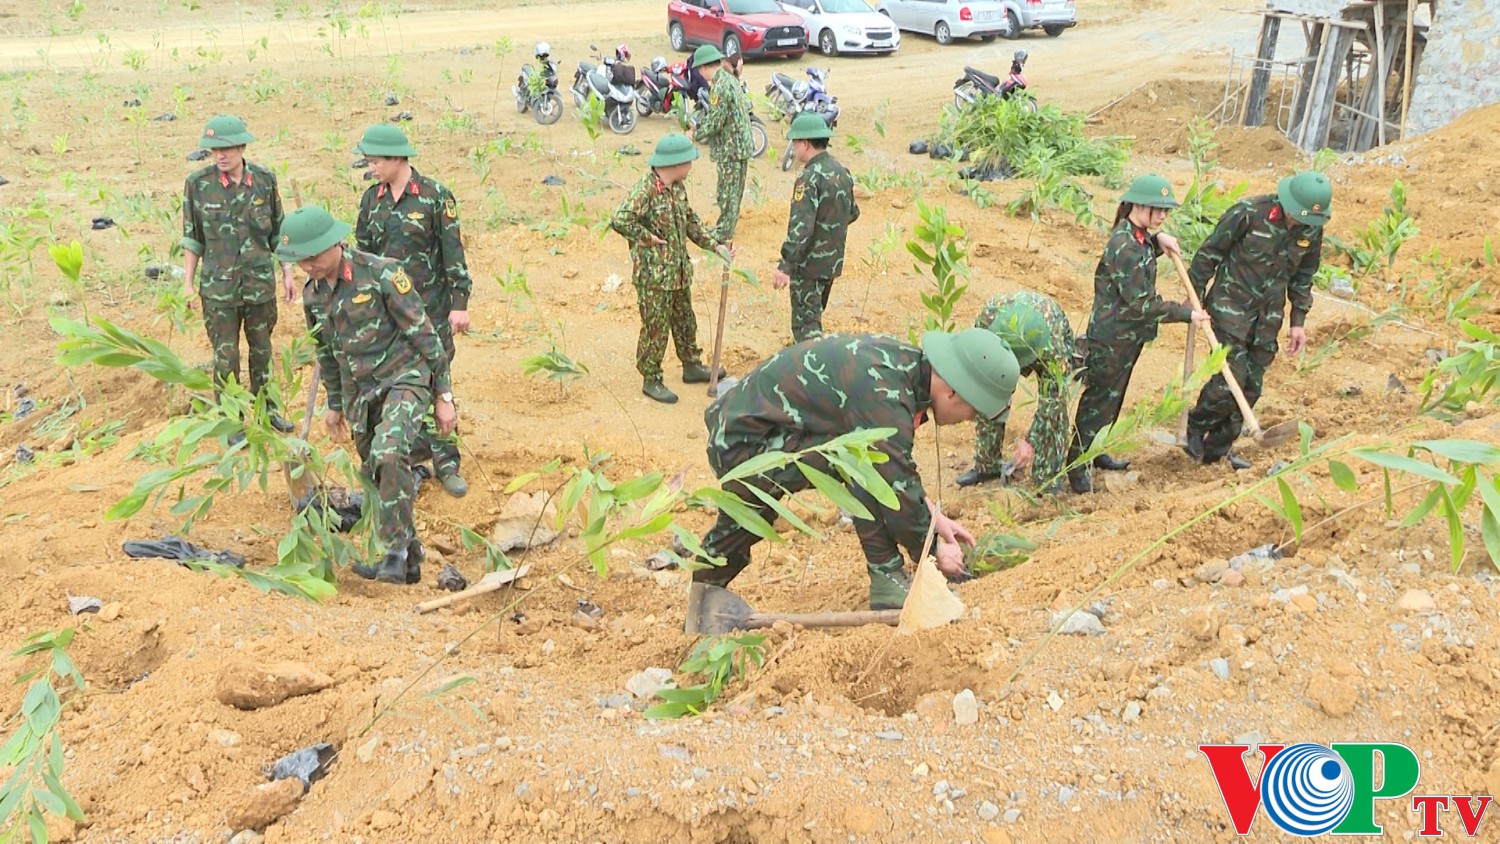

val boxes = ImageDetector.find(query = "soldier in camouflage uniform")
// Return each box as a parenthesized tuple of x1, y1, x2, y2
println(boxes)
(1184, 171, 1329, 470)
(278, 206, 457, 586)
(688, 44, 752, 242)
(1068, 175, 1208, 493)
(354, 124, 473, 498)
(610, 134, 731, 404)
(691, 330, 1019, 612)
(772, 113, 859, 343)
(181, 115, 295, 436)
(956, 291, 1078, 493)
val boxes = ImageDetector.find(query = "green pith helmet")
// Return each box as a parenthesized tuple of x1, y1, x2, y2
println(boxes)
(692, 44, 726, 69)
(355, 123, 417, 158)
(985, 302, 1051, 371)
(923, 328, 1020, 421)
(275, 206, 352, 262)
(1120, 174, 1179, 209)
(788, 112, 833, 141)
(1277, 170, 1333, 226)
(198, 115, 254, 149)
(649, 133, 699, 168)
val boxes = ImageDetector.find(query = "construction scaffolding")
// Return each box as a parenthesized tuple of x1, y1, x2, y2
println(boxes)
(1218, 0, 1433, 153)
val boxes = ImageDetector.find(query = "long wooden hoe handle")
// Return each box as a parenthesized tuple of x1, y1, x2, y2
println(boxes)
(1167, 252, 1265, 437)
(744, 609, 902, 629)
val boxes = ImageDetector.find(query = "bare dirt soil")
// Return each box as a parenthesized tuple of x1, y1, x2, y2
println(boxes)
(3, 0, 1500, 841)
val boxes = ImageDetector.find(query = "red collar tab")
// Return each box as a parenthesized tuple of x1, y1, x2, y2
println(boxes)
(651, 173, 666, 193)
(1268, 204, 1282, 223)
(1133, 226, 1147, 245)
(378, 178, 420, 200)
(340, 259, 353, 283)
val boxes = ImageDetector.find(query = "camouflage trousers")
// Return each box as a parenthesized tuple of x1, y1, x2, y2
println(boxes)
(635, 284, 702, 382)
(352, 385, 429, 555)
(201, 299, 278, 397)
(417, 318, 461, 478)
(1187, 336, 1274, 462)
(1069, 337, 1144, 468)
(973, 410, 1069, 489)
(693, 441, 906, 588)
(789, 276, 833, 344)
(713, 157, 748, 242)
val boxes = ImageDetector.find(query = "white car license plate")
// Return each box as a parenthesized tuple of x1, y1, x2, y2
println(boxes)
(777, 37, 799, 45)
(976, 10, 999, 21)
(872, 40, 890, 46)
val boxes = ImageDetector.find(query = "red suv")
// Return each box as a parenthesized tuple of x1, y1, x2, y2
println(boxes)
(668, 0, 809, 59)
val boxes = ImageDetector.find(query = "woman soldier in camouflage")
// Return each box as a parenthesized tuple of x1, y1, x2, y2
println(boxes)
(1066, 175, 1208, 494)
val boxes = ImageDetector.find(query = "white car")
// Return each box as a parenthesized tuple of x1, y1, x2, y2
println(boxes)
(780, 0, 900, 56)
(876, 0, 1013, 45)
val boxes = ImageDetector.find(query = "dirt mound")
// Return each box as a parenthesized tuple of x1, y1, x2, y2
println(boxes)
(1372, 101, 1500, 264)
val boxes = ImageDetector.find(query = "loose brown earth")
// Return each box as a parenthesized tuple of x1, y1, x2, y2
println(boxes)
(3, 0, 1500, 841)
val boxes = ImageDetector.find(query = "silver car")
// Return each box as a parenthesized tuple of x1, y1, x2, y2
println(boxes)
(877, 0, 1074, 44)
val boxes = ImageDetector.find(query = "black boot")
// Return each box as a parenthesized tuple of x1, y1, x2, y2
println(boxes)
(1226, 452, 1252, 471)
(642, 379, 679, 404)
(681, 362, 726, 384)
(406, 540, 424, 584)
(1068, 468, 1093, 494)
(352, 548, 409, 584)
(955, 467, 1003, 487)
(1181, 431, 1206, 463)
(1093, 454, 1131, 471)
(267, 413, 294, 434)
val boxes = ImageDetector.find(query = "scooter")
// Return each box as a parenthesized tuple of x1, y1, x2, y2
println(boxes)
(570, 45, 639, 134)
(514, 58, 563, 125)
(953, 50, 1038, 113)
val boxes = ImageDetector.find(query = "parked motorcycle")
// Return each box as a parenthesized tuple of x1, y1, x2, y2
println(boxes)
(513, 41, 563, 125)
(570, 44, 639, 134)
(765, 67, 840, 171)
(634, 57, 690, 118)
(686, 86, 769, 159)
(953, 50, 1038, 113)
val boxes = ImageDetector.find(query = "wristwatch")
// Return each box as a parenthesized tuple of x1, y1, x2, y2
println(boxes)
(439, 392, 454, 403)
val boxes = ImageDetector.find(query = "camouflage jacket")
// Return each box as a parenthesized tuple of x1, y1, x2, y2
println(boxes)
(977, 291, 1075, 448)
(1188, 194, 1320, 345)
(1085, 218, 1191, 346)
(694, 70, 752, 163)
(181, 162, 284, 305)
(301, 247, 452, 416)
(610, 172, 720, 291)
(355, 170, 473, 319)
(778, 151, 860, 281)
(706, 334, 934, 562)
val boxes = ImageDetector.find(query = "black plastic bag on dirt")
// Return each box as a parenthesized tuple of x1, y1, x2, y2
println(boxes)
(123, 537, 246, 569)
(958, 160, 1014, 182)
(292, 487, 364, 533)
(908, 139, 929, 155)
(265, 743, 336, 792)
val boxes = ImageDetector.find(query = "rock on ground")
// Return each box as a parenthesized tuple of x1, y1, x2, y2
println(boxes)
(215, 660, 334, 710)
(227, 778, 303, 831)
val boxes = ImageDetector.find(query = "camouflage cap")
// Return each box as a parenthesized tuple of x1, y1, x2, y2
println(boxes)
(923, 328, 1019, 421)
(984, 301, 1051, 371)
(355, 123, 417, 158)
(276, 206, 352, 262)
(649, 133, 699, 168)
(199, 115, 254, 149)
(692, 44, 726, 68)
(1277, 170, 1333, 227)
(788, 112, 833, 141)
(1120, 174, 1179, 209)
